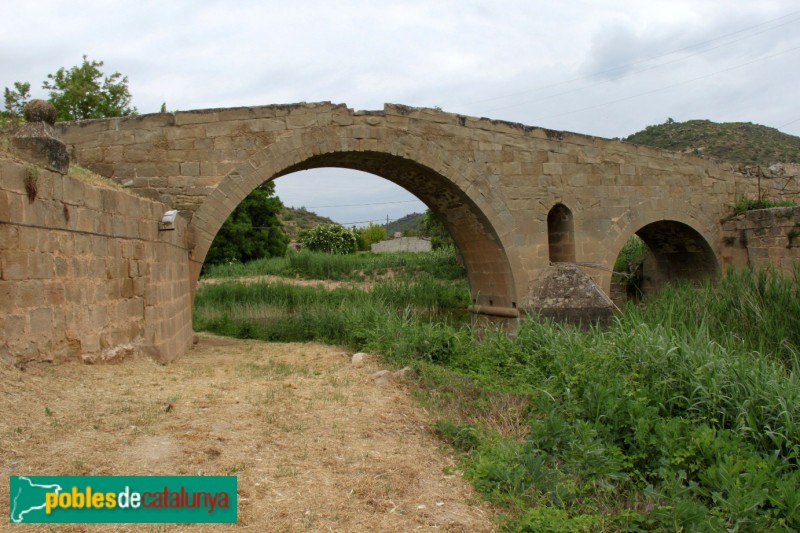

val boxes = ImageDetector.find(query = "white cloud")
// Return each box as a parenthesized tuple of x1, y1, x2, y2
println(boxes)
(3, 0, 799, 223)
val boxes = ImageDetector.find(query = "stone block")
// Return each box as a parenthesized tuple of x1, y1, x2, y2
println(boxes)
(174, 110, 219, 126)
(286, 111, 318, 130)
(1, 251, 29, 280)
(0, 282, 15, 314)
(11, 122, 70, 174)
(180, 161, 201, 176)
(4, 314, 27, 342)
(16, 282, 44, 308)
(203, 121, 246, 137)
(29, 307, 53, 336)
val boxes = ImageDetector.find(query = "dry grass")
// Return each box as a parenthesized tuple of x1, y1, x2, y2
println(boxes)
(0, 334, 495, 532)
(198, 275, 368, 292)
(67, 164, 124, 190)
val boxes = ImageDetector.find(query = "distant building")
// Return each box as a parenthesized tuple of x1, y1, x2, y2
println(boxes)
(371, 236, 432, 253)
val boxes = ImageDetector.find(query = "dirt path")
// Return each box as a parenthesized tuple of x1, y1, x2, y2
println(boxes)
(0, 334, 495, 532)
(198, 275, 370, 291)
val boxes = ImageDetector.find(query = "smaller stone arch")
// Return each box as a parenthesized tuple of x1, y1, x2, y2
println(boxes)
(624, 219, 719, 295)
(547, 203, 576, 263)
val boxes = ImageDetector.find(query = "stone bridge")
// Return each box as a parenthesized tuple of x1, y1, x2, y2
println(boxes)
(56, 102, 779, 317)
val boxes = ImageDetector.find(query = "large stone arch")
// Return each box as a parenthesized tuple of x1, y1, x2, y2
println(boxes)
(605, 212, 720, 295)
(189, 126, 519, 315)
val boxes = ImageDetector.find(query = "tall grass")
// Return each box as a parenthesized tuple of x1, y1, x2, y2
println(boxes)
(196, 275, 469, 312)
(193, 266, 800, 531)
(629, 266, 800, 370)
(202, 247, 465, 281)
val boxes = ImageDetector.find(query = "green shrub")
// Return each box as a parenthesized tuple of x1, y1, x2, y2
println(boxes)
(298, 223, 358, 254)
(613, 235, 648, 273)
(732, 196, 796, 216)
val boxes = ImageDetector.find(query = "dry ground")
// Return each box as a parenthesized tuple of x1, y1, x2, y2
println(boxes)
(0, 334, 495, 532)
(197, 275, 367, 291)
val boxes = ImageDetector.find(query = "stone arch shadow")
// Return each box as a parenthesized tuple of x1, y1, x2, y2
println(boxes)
(189, 129, 519, 316)
(608, 216, 720, 296)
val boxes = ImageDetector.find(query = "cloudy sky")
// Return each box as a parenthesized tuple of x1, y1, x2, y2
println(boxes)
(3, 0, 799, 225)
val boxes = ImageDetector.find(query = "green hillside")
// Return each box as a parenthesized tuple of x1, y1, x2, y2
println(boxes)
(278, 206, 335, 241)
(386, 212, 423, 236)
(624, 119, 800, 167)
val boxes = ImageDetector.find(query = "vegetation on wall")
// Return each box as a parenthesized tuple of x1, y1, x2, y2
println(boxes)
(731, 196, 796, 216)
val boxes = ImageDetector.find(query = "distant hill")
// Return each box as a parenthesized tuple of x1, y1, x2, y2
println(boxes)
(386, 212, 423, 236)
(624, 119, 800, 167)
(278, 206, 335, 241)
(277, 208, 426, 241)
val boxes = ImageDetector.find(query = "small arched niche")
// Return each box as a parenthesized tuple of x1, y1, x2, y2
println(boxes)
(547, 203, 575, 263)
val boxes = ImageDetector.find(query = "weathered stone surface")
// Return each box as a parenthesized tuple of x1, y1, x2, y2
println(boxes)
(528, 264, 616, 325)
(720, 206, 800, 272)
(1, 157, 193, 367)
(351, 352, 370, 367)
(24, 99, 57, 125)
(371, 367, 412, 386)
(10, 100, 69, 174)
(11, 122, 70, 174)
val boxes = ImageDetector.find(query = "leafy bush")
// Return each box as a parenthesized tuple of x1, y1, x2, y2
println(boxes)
(613, 235, 648, 273)
(355, 223, 387, 251)
(298, 223, 358, 254)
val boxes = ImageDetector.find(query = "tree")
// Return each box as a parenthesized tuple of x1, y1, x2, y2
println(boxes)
(204, 182, 289, 267)
(299, 224, 358, 254)
(42, 55, 136, 121)
(420, 209, 453, 250)
(354, 223, 387, 251)
(2, 81, 31, 124)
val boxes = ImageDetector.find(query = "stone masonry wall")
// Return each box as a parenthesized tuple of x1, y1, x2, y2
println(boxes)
(721, 206, 800, 272)
(0, 155, 193, 367)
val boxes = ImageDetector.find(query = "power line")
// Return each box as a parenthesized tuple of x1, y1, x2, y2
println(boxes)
(298, 199, 424, 209)
(483, 13, 800, 114)
(338, 218, 401, 226)
(778, 117, 800, 129)
(531, 44, 800, 122)
(467, 9, 800, 109)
